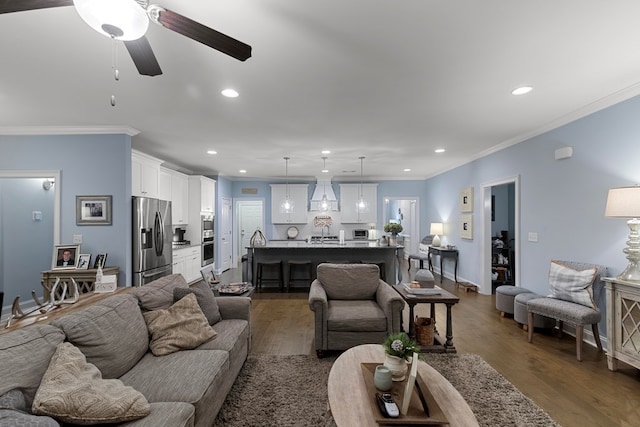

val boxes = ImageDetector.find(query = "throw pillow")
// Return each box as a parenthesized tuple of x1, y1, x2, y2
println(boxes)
(0, 389, 60, 427)
(31, 343, 150, 425)
(548, 261, 598, 309)
(173, 281, 222, 325)
(143, 293, 217, 356)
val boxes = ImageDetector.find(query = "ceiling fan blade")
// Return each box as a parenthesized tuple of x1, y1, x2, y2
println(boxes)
(157, 9, 251, 62)
(124, 36, 162, 76)
(0, 0, 73, 14)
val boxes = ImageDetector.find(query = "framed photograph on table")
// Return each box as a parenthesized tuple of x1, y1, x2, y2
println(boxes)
(460, 214, 473, 240)
(52, 244, 80, 269)
(77, 254, 92, 270)
(76, 195, 112, 225)
(93, 253, 108, 269)
(460, 187, 474, 212)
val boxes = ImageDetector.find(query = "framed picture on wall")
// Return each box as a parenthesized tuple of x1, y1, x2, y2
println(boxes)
(76, 195, 112, 225)
(460, 187, 474, 212)
(460, 214, 473, 240)
(52, 244, 81, 269)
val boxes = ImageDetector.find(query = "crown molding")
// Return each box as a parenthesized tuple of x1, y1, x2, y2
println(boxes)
(0, 125, 140, 136)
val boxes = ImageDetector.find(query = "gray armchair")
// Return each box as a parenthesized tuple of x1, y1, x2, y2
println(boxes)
(308, 263, 405, 357)
(527, 260, 608, 361)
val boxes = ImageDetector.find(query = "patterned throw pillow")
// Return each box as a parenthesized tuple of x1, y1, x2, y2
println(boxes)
(31, 343, 150, 425)
(548, 261, 598, 309)
(143, 293, 217, 356)
(173, 281, 221, 325)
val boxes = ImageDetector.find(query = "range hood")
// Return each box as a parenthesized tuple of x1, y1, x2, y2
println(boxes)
(310, 178, 338, 211)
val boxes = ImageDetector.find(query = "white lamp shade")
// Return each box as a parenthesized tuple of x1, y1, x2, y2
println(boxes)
(605, 186, 640, 218)
(73, 0, 149, 41)
(430, 222, 444, 235)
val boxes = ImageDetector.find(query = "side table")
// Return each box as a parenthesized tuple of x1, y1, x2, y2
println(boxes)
(41, 267, 120, 299)
(428, 246, 458, 283)
(604, 277, 640, 371)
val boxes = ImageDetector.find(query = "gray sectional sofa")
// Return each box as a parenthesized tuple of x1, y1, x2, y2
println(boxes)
(0, 274, 251, 427)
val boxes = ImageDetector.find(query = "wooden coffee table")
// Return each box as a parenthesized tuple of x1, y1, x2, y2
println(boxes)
(328, 344, 478, 426)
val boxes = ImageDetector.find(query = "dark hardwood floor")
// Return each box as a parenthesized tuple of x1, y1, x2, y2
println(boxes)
(218, 262, 640, 427)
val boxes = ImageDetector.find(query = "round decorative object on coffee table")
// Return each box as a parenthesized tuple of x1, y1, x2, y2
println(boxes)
(383, 354, 407, 381)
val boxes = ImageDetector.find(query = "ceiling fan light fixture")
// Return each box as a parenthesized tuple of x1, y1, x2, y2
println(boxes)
(73, 0, 149, 41)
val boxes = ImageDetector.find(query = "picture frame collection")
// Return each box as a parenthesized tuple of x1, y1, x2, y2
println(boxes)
(52, 244, 107, 270)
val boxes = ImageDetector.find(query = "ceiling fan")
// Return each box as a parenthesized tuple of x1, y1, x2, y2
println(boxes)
(0, 0, 252, 76)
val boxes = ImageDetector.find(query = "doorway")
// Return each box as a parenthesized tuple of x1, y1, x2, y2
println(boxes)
(383, 197, 419, 256)
(481, 176, 520, 295)
(219, 197, 233, 273)
(235, 199, 264, 265)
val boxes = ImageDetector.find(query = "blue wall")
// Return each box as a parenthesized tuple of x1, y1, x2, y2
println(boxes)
(0, 134, 132, 303)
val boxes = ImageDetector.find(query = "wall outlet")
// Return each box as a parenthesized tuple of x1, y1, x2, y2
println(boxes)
(73, 234, 83, 244)
(528, 232, 538, 243)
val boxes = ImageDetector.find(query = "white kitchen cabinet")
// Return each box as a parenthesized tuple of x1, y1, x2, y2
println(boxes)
(160, 167, 189, 225)
(189, 176, 216, 214)
(340, 183, 377, 224)
(132, 150, 162, 198)
(173, 246, 201, 283)
(270, 184, 309, 224)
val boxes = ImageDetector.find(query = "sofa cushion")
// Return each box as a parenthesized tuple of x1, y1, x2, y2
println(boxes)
(327, 300, 387, 332)
(143, 293, 217, 356)
(32, 342, 150, 425)
(51, 294, 149, 379)
(0, 389, 60, 427)
(118, 403, 195, 427)
(0, 324, 65, 406)
(317, 263, 380, 300)
(548, 260, 597, 309)
(132, 274, 189, 311)
(173, 281, 222, 325)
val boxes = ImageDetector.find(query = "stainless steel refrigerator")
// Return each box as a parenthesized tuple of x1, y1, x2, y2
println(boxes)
(132, 196, 173, 286)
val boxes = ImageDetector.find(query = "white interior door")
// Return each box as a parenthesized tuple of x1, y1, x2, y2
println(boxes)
(236, 200, 264, 262)
(220, 197, 233, 272)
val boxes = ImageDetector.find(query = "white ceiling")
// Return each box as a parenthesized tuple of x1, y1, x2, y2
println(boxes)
(2, 0, 640, 181)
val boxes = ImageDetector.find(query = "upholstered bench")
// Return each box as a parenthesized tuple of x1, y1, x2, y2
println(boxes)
(514, 292, 555, 331)
(495, 285, 532, 317)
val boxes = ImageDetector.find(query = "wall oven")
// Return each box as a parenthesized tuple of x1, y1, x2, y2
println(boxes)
(202, 238, 214, 267)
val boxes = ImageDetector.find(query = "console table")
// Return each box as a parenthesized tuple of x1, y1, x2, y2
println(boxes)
(604, 277, 640, 371)
(41, 267, 120, 299)
(428, 246, 458, 283)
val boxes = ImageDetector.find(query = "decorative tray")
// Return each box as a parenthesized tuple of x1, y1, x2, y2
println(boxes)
(360, 363, 448, 425)
(217, 283, 250, 295)
(402, 284, 441, 295)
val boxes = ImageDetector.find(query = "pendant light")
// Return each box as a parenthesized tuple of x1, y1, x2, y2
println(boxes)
(357, 156, 368, 213)
(280, 156, 294, 213)
(320, 157, 330, 212)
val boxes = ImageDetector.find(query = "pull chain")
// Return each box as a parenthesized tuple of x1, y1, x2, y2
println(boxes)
(110, 36, 119, 107)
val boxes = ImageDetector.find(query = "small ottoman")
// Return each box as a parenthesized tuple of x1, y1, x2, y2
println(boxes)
(514, 293, 556, 331)
(495, 285, 532, 317)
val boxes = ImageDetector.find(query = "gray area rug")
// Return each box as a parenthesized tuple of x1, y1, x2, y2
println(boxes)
(214, 353, 560, 427)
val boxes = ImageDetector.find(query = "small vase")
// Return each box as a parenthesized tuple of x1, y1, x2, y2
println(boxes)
(374, 365, 393, 391)
(383, 354, 408, 381)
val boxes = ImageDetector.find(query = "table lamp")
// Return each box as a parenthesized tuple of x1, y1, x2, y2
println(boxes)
(605, 185, 640, 282)
(430, 222, 444, 247)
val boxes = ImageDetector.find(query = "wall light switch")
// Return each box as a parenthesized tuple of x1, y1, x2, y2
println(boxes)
(32, 211, 42, 221)
(528, 232, 538, 243)
(73, 234, 83, 244)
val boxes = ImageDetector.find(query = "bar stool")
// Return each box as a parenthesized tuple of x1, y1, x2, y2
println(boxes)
(361, 260, 386, 282)
(287, 260, 313, 292)
(256, 260, 284, 292)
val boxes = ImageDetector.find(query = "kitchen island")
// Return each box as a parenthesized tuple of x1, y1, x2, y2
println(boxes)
(246, 241, 403, 290)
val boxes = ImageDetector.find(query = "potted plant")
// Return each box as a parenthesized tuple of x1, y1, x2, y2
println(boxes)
(382, 332, 419, 381)
(383, 223, 403, 246)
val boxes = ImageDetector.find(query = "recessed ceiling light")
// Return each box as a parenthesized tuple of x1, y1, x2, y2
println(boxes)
(435, 148, 445, 153)
(511, 86, 533, 96)
(403, 168, 411, 172)
(321, 150, 331, 154)
(207, 150, 217, 155)
(239, 169, 247, 174)
(221, 88, 239, 98)
(322, 169, 329, 173)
